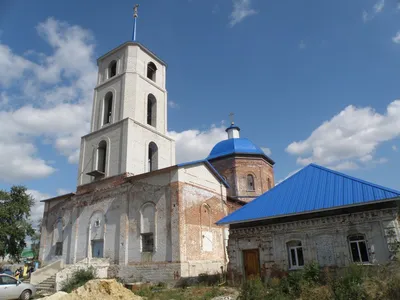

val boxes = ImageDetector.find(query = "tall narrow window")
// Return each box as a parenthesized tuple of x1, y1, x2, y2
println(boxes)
(267, 178, 272, 190)
(54, 219, 63, 256)
(108, 60, 117, 78)
(97, 141, 107, 173)
(247, 174, 255, 191)
(147, 62, 157, 81)
(349, 235, 369, 263)
(141, 203, 156, 252)
(147, 94, 157, 126)
(148, 142, 158, 172)
(103, 92, 113, 125)
(287, 241, 304, 269)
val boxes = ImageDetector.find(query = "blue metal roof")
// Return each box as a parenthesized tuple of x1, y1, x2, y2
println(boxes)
(217, 164, 400, 225)
(207, 138, 268, 160)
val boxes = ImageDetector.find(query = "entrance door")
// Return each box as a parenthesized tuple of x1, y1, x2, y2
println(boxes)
(243, 249, 260, 279)
(92, 240, 104, 258)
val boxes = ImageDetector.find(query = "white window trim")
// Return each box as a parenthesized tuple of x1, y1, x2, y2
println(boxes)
(288, 246, 304, 270)
(349, 238, 369, 263)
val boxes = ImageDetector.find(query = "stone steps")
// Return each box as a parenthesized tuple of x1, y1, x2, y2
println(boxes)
(36, 275, 56, 293)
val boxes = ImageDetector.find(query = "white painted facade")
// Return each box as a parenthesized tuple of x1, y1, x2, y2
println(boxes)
(78, 42, 175, 185)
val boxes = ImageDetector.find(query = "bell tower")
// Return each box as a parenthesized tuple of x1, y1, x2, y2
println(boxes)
(77, 42, 176, 185)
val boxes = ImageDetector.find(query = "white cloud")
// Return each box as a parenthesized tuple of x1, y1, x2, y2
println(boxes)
(56, 188, 71, 195)
(299, 40, 306, 50)
(229, 0, 257, 27)
(168, 100, 180, 109)
(169, 125, 227, 163)
(392, 31, 400, 44)
(286, 101, 400, 170)
(27, 189, 52, 226)
(212, 4, 219, 14)
(0, 18, 96, 182)
(393, 145, 398, 151)
(261, 147, 272, 156)
(363, 0, 384, 22)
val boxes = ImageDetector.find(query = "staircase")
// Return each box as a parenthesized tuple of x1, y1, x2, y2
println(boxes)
(36, 275, 56, 294)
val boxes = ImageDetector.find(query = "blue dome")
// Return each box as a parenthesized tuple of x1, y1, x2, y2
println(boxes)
(207, 138, 266, 160)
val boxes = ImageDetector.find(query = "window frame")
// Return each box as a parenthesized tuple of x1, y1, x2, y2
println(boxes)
(147, 62, 157, 81)
(55, 241, 63, 256)
(141, 233, 154, 253)
(246, 174, 255, 191)
(348, 235, 369, 263)
(287, 241, 304, 270)
(108, 60, 117, 78)
(103, 92, 113, 125)
(97, 141, 107, 174)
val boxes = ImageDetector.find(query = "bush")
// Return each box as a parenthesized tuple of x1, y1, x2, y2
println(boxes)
(384, 275, 400, 300)
(279, 270, 304, 297)
(300, 283, 333, 300)
(331, 264, 366, 300)
(61, 266, 97, 293)
(198, 272, 221, 286)
(238, 277, 267, 300)
(303, 261, 320, 284)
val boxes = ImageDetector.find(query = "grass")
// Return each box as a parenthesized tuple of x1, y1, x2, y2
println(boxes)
(135, 285, 226, 300)
(237, 261, 400, 300)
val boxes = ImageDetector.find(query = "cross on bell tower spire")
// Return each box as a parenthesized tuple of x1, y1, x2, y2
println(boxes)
(229, 112, 235, 125)
(132, 4, 139, 41)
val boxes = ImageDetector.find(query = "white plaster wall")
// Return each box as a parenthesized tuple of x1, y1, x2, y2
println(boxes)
(177, 164, 226, 194)
(78, 120, 128, 185)
(91, 46, 126, 132)
(126, 119, 175, 175)
(122, 73, 167, 134)
(127, 172, 173, 264)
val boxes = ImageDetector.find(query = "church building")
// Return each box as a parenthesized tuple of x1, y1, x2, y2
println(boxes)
(218, 164, 400, 282)
(38, 41, 275, 283)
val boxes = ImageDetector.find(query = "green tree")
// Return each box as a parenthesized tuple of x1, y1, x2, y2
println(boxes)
(31, 218, 42, 260)
(0, 186, 35, 262)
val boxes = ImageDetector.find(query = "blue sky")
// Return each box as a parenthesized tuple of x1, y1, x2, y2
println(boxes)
(1, 0, 400, 222)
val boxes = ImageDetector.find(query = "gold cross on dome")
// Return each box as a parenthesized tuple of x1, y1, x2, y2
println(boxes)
(229, 112, 235, 125)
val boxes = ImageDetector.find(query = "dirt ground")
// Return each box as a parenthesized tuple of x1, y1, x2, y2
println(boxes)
(40, 279, 142, 300)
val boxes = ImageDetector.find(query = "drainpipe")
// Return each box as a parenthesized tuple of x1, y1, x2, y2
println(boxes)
(219, 182, 229, 265)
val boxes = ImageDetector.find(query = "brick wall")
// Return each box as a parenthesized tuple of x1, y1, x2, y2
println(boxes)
(210, 156, 274, 202)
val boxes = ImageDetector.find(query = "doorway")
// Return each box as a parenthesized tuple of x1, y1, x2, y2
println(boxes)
(91, 239, 104, 258)
(243, 249, 260, 279)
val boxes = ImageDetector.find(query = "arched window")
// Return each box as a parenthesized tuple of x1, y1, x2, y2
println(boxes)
(108, 60, 117, 78)
(103, 92, 113, 125)
(287, 240, 304, 269)
(148, 142, 158, 172)
(348, 234, 369, 263)
(97, 140, 107, 174)
(54, 219, 63, 256)
(147, 94, 157, 126)
(268, 178, 272, 190)
(147, 62, 157, 81)
(141, 203, 156, 252)
(247, 174, 255, 191)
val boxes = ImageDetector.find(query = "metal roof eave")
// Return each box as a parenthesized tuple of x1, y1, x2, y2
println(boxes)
(217, 196, 400, 225)
(208, 152, 275, 166)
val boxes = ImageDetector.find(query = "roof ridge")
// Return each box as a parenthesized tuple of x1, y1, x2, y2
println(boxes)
(309, 163, 400, 194)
